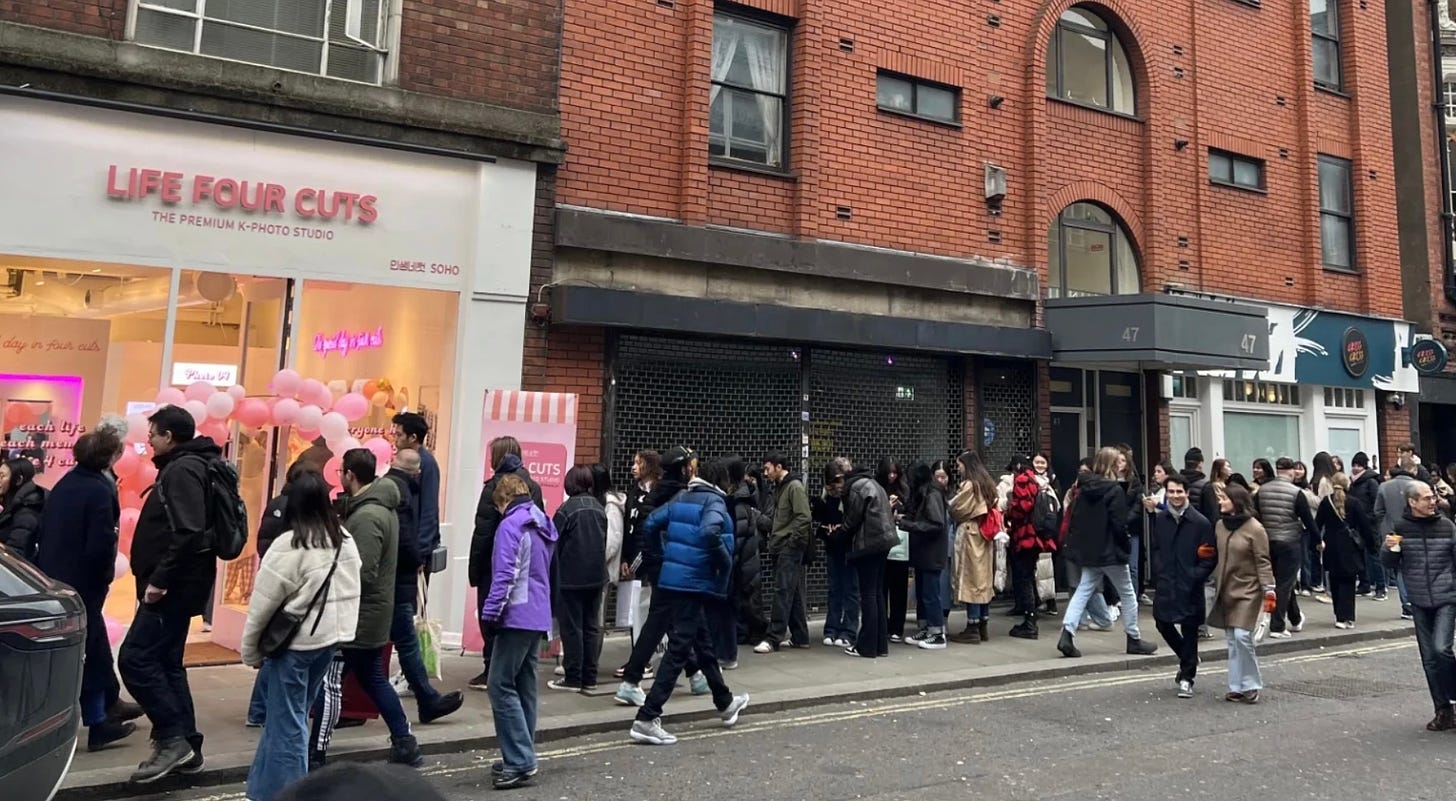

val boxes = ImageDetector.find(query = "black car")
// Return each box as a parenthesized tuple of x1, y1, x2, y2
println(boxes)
(0, 545, 86, 801)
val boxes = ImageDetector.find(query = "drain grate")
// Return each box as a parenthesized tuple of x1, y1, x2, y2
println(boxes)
(1271, 676, 1417, 700)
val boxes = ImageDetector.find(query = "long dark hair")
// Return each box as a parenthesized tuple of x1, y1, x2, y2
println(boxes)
(1252, 458, 1274, 485)
(956, 451, 997, 507)
(287, 472, 346, 550)
(1221, 483, 1256, 519)
(4, 458, 35, 501)
(876, 456, 907, 498)
(1292, 460, 1310, 489)
(1311, 451, 1336, 495)
(590, 463, 614, 505)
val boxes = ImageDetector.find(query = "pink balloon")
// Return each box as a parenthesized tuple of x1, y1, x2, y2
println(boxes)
(272, 398, 302, 426)
(364, 437, 394, 472)
(324, 455, 343, 488)
(119, 508, 140, 555)
(236, 398, 271, 428)
(297, 405, 324, 433)
(201, 420, 230, 444)
(295, 429, 320, 444)
(104, 616, 128, 645)
(205, 392, 235, 420)
(334, 393, 369, 422)
(185, 381, 215, 402)
(183, 399, 208, 425)
(114, 554, 130, 580)
(155, 388, 186, 407)
(134, 461, 158, 489)
(120, 489, 143, 510)
(320, 411, 349, 442)
(300, 379, 327, 406)
(337, 437, 362, 454)
(272, 369, 302, 398)
(125, 413, 150, 443)
(226, 384, 247, 401)
(114, 448, 139, 479)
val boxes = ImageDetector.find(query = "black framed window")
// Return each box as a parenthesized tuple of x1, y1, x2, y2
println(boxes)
(1209, 149, 1266, 191)
(1045, 6, 1135, 115)
(1311, 0, 1342, 91)
(1444, 81, 1456, 119)
(709, 11, 790, 168)
(1046, 202, 1141, 298)
(876, 71, 960, 124)
(1318, 155, 1354, 270)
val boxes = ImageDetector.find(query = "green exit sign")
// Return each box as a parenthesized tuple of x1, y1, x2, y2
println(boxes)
(895, 386, 915, 400)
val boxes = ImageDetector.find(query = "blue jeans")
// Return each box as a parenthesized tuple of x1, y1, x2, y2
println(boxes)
(1063, 564, 1141, 640)
(824, 549, 859, 641)
(1225, 627, 1262, 693)
(1065, 558, 1112, 626)
(246, 646, 334, 801)
(488, 628, 541, 776)
(915, 569, 945, 632)
(964, 603, 990, 623)
(1396, 567, 1412, 608)
(1365, 550, 1387, 593)
(247, 661, 270, 726)
(391, 596, 440, 705)
(1411, 604, 1456, 713)
(338, 646, 411, 738)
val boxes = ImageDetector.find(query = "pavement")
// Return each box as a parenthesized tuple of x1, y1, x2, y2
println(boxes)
(108, 635, 1443, 801)
(62, 591, 1420, 800)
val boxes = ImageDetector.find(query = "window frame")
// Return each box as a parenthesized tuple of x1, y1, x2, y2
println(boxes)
(1208, 149, 1267, 192)
(1047, 202, 1141, 299)
(1045, 7, 1137, 117)
(1317, 154, 1356, 272)
(1444, 81, 1456, 119)
(1311, 0, 1343, 92)
(875, 70, 962, 127)
(708, 9, 793, 172)
(127, 0, 391, 85)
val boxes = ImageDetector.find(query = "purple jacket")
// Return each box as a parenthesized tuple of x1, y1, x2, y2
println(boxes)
(482, 497, 558, 633)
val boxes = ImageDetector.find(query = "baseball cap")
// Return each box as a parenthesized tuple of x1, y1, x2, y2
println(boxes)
(662, 446, 695, 471)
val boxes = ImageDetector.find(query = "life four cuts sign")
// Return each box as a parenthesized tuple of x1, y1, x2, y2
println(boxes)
(461, 390, 579, 654)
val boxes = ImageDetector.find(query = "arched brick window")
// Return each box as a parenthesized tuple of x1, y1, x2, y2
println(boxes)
(1046, 202, 1140, 298)
(1045, 6, 1136, 115)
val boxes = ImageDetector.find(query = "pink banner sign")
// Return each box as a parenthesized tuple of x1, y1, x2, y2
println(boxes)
(461, 390, 578, 654)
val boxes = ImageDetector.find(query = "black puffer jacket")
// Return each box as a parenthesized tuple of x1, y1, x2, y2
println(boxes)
(730, 485, 762, 598)
(0, 481, 45, 562)
(903, 485, 949, 572)
(468, 454, 543, 587)
(384, 467, 424, 591)
(552, 494, 609, 591)
(1385, 511, 1456, 608)
(1064, 474, 1130, 568)
(131, 436, 221, 613)
(256, 488, 292, 560)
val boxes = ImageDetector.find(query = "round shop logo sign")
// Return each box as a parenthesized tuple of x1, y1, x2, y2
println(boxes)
(1341, 327, 1369, 379)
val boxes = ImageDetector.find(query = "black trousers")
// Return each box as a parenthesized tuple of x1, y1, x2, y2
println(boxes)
(883, 560, 910, 638)
(118, 601, 197, 742)
(80, 589, 122, 726)
(636, 590, 732, 721)
(1010, 550, 1039, 616)
(855, 554, 889, 657)
(1329, 574, 1357, 622)
(623, 585, 696, 684)
(1155, 618, 1202, 682)
(556, 586, 604, 686)
(1269, 538, 1304, 632)
(478, 610, 494, 674)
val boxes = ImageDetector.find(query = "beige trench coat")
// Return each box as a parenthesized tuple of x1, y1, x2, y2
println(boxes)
(1207, 516, 1275, 632)
(950, 482, 995, 604)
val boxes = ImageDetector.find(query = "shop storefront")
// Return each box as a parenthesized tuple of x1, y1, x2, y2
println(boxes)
(0, 94, 538, 658)
(1182, 300, 1423, 472)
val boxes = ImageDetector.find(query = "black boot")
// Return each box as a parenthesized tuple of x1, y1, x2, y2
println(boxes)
(389, 734, 424, 768)
(1057, 629, 1081, 658)
(107, 699, 144, 722)
(419, 690, 465, 724)
(87, 720, 136, 752)
(1009, 615, 1039, 640)
(1126, 635, 1158, 656)
(978, 619, 990, 642)
(129, 737, 194, 784)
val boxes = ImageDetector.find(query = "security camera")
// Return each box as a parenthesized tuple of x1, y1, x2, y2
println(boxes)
(1389, 393, 1406, 409)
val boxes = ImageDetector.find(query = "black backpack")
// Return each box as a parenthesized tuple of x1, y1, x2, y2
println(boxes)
(1032, 485, 1061, 540)
(157, 455, 249, 561)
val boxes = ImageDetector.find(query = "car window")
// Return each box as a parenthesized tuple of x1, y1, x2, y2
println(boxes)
(0, 552, 43, 598)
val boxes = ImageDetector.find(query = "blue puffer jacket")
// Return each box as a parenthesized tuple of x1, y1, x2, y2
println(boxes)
(643, 478, 734, 598)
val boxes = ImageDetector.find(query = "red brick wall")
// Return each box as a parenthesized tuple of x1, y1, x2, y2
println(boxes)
(1377, 399, 1413, 474)
(559, 0, 1404, 319)
(0, 1, 126, 37)
(396, 0, 560, 113)
(525, 326, 605, 465)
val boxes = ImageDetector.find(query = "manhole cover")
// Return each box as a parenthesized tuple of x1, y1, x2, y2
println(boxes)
(1271, 676, 1416, 700)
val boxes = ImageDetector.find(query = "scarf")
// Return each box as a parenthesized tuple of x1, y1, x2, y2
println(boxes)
(1220, 514, 1249, 531)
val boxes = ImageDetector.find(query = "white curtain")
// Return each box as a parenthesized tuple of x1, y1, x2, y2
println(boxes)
(709, 22, 740, 110)
(741, 26, 785, 165)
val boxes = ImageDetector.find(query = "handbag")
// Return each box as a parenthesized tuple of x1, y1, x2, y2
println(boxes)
(888, 526, 910, 562)
(259, 543, 342, 659)
(415, 583, 443, 680)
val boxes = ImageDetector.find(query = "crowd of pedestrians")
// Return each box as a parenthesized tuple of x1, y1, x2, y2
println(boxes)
(8, 403, 1456, 798)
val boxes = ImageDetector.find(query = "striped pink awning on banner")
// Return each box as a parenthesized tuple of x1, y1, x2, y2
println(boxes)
(483, 390, 578, 425)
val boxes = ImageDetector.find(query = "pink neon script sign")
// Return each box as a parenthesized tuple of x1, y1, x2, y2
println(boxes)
(313, 326, 384, 358)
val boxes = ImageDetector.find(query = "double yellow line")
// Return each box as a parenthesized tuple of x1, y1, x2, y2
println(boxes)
(189, 639, 1412, 799)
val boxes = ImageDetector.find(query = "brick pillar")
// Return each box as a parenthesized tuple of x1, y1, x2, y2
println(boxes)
(1375, 392, 1412, 473)
(533, 326, 606, 465)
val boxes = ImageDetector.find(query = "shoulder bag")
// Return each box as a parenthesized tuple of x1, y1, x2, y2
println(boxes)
(260, 542, 342, 659)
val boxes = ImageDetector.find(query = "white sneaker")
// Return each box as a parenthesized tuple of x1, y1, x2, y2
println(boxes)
(1334, 621, 1352, 630)
(834, 638, 852, 648)
(753, 640, 775, 654)
(689, 672, 709, 695)
(390, 672, 413, 698)
(1268, 630, 1293, 640)
(719, 694, 750, 727)
(629, 718, 677, 745)
(823, 636, 836, 646)
(1081, 621, 1113, 632)
(553, 665, 566, 677)
(614, 682, 646, 707)
(1177, 680, 1194, 699)
(1290, 619, 1305, 633)
(1109, 605, 1122, 623)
